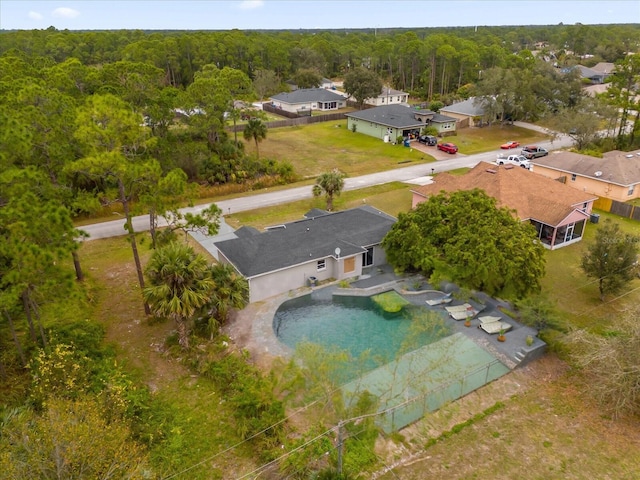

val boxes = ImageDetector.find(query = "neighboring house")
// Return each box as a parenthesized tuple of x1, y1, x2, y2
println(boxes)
(591, 62, 616, 80)
(411, 162, 597, 250)
(286, 77, 335, 91)
(320, 77, 335, 89)
(364, 87, 409, 107)
(345, 104, 456, 141)
(562, 65, 610, 84)
(269, 88, 347, 114)
(439, 97, 488, 128)
(531, 149, 640, 202)
(214, 206, 396, 303)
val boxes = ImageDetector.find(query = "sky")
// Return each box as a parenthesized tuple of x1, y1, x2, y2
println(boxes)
(1, 0, 638, 31)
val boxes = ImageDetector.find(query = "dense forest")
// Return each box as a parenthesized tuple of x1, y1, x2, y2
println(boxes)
(1, 24, 640, 478)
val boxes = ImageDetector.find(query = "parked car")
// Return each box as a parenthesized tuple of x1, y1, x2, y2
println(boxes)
(500, 140, 520, 149)
(496, 154, 531, 169)
(437, 142, 458, 154)
(521, 145, 548, 159)
(418, 135, 437, 146)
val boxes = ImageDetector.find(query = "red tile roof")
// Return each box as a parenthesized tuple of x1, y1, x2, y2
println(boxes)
(412, 162, 597, 225)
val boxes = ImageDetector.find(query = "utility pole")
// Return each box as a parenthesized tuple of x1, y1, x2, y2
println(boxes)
(336, 420, 344, 475)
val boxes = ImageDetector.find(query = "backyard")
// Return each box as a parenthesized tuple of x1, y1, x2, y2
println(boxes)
(73, 120, 640, 478)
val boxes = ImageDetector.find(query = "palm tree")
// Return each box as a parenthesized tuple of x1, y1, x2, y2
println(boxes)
(243, 117, 267, 159)
(143, 242, 214, 349)
(206, 263, 249, 338)
(312, 169, 346, 212)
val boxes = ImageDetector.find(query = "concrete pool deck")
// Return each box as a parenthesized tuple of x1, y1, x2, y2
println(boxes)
(224, 265, 545, 372)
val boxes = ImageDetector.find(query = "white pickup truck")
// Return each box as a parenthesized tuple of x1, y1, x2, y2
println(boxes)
(496, 154, 531, 169)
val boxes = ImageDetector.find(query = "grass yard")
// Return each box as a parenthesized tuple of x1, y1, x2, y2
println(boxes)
(69, 120, 640, 479)
(240, 121, 548, 179)
(540, 209, 640, 331)
(78, 236, 259, 479)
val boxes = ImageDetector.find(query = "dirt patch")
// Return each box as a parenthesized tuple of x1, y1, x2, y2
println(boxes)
(94, 259, 188, 391)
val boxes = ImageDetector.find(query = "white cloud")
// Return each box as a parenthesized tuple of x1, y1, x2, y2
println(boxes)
(238, 0, 264, 11)
(28, 11, 44, 21)
(51, 7, 80, 19)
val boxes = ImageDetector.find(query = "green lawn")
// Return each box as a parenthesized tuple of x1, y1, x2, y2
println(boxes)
(241, 121, 548, 179)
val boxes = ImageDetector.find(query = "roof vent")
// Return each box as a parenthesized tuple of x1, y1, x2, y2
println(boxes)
(594, 171, 602, 177)
(626, 154, 634, 158)
(504, 165, 514, 170)
(486, 169, 497, 174)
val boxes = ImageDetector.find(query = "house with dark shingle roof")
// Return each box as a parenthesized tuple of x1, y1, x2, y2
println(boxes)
(214, 206, 396, 303)
(269, 88, 347, 114)
(411, 162, 597, 250)
(532, 149, 640, 202)
(439, 97, 489, 128)
(345, 104, 456, 141)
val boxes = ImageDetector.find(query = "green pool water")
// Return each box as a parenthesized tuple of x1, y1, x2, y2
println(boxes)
(273, 293, 450, 378)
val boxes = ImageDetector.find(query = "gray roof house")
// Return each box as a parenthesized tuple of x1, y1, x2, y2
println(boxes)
(345, 104, 456, 141)
(269, 88, 347, 114)
(214, 206, 396, 303)
(439, 97, 489, 128)
(562, 65, 612, 84)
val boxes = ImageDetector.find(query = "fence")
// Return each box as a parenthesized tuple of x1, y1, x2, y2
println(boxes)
(227, 107, 347, 132)
(593, 197, 640, 221)
(341, 333, 510, 433)
(380, 358, 507, 433)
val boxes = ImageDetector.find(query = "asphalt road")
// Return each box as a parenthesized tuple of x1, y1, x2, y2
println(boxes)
(81, 127, 573, 240)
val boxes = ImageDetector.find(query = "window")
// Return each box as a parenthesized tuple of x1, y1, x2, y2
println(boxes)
(317, 259, 326, 271)
(571, 174, 577, 181)
(628, 185, 635, 196)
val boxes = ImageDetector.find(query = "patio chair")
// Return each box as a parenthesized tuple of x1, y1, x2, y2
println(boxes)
(425, 292, 453, 306)
(478, 317, 512, 334)
(444, 303, 473, 313)
(448, 307, 480, 321)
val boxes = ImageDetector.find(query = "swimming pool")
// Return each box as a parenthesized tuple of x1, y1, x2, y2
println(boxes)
(273, 290, 510, 432)
(273, 293, 451, 378)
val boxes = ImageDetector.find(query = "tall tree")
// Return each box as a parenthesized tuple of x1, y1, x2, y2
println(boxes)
(67, 93, 158, 314)
(581, 219, 639, 301)
(382, 189, 546, 299)
(0, 167, 82, 350)
(243, 117, 268, 160)
(252, 68, 281, 100)
(343, 67, 382, 110)
(143, 242, 214, 349)
(312, 169, 346, 212)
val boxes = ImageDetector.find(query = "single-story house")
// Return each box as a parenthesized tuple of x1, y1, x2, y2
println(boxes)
(562, 65, 611, 84)
(411, 162, 598, 250)
(364, 87, 409, 107)
(345, 104, 456, 141)
(531, 149, 640, 202)
(269, 88, 347, 114)
(214, 206, 396, 303)
(439, 97, 488, 128)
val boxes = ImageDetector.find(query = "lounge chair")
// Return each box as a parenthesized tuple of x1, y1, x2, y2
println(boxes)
(448, 307, 479, 321)
(425, 292, 453, 306)
(444, 303, 473, 313)
(479, 317, 512, 334)
(478, 316, 502, 325)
